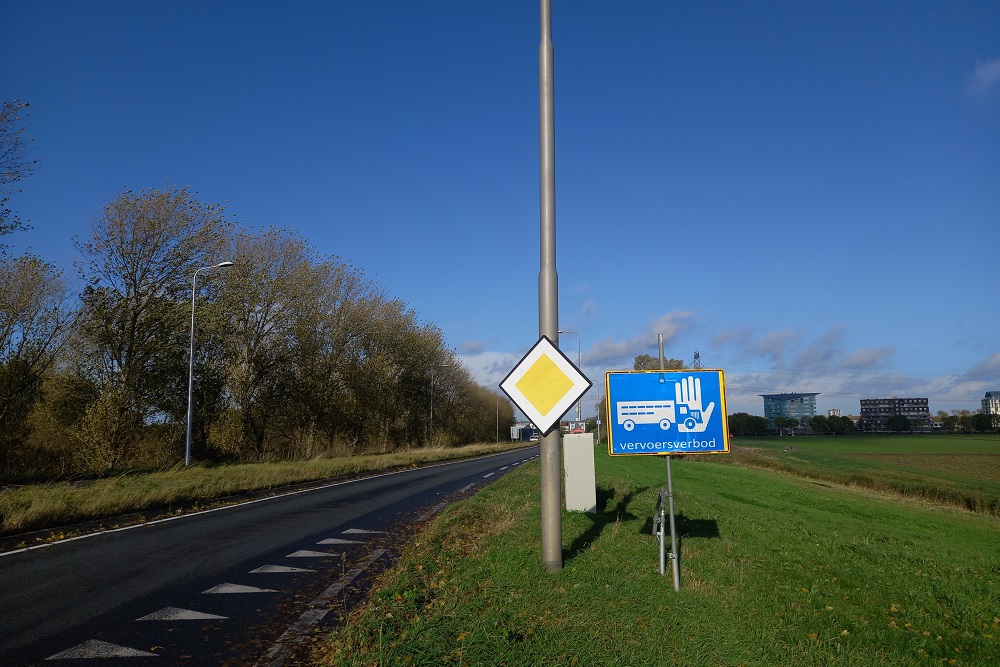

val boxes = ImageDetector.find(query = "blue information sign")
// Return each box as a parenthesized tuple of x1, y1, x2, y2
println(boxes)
(605, 369, 730, 456)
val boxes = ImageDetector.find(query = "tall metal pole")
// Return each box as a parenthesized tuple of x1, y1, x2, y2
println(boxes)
(596, 395, 601, 445)
(185, 261, 233, 467)
(559, 329, 582, 424)
(659, 334, 681, 590)
(538, 0, 562, 573)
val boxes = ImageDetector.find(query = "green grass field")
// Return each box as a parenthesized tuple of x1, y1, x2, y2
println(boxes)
(712, 434, 1000, 516)
(315, 436, 1000, 666)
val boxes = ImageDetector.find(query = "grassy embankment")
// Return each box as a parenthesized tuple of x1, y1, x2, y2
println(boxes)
(315, 435, 1000, 666)
(709, 434, 1000, 516)
(0, 442, 527, 538)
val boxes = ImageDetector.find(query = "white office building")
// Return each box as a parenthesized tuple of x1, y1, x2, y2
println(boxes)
(983, 391, 1000, 416)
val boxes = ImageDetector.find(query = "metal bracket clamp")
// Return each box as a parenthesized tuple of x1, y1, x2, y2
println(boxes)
(652, 488, 667, 536)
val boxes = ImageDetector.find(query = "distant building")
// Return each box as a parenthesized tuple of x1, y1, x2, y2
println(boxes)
(760, 393, 819, 427)
(982, 391, 1000, 416)
(859, 397, 931, 431)
(828, 408, 842, 417)
(511, 421, 539, 442)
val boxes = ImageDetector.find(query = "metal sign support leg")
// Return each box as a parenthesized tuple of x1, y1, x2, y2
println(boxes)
(657, 332, 682, 591)
(656, 488, 666, 575)
(666, 456, 680, 591)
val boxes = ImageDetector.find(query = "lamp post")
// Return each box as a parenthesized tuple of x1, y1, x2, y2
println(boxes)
(429, 363, 452, 447)
(185, 261, 233, 467)
(538, 0, 561, 572)
(558, 330, 583, 425)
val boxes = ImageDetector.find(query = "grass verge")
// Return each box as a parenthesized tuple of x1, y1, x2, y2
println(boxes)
(314, 446, 1000, 666)
(706, 434, 1000, 516)
(0, 442, 527, 537)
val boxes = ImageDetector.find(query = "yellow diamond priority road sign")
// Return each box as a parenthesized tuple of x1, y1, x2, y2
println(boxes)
(500, 335, 592, 436)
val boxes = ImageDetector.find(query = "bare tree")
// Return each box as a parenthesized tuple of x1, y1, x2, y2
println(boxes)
(70, 186, 231, 467)
(0, 101, 40, 244)
(214, 227, 318, 458)
(0, 253, 71, 473)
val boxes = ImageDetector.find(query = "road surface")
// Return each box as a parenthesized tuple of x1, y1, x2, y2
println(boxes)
(0, 447, 538, 665)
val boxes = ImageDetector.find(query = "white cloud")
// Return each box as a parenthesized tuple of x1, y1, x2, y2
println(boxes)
(965, 58, 1000, 98)
(561, 299, 600, 331)
(710, 327, 753, 349)
(749, 329, 802, 362)
(458, 339, 488, 354)
(459, 350, 521, 389)
(793, 325, 848, 368)
(963, 352, 1000, 380)
(585, 311, 695, 368)
(840, 346, 894, 369)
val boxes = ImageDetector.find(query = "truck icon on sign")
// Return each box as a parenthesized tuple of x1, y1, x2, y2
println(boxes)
(616, 401, 704, 431)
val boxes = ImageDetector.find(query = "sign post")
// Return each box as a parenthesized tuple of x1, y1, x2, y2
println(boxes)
(501, 335, 591, 571)
(536, 0, 561, 573)
(605, 348, 729, 588)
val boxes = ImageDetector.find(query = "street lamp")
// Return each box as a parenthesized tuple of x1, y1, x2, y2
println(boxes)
(185, 261, 233, 467)
(558, 330, 583, 425)
(429, 363, 452, 447)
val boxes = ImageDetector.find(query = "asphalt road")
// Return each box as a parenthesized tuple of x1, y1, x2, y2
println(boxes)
(0, 446, 538, 665)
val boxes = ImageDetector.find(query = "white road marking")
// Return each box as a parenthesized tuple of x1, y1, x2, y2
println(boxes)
(342, 528, 383, 534)
(255, 549, 386, 667)
(483, 472, 495, 478)
(458, 483, 476, 493)
(250, 565, 314, 574)
(1, 451, 522, 559)
(202, 583, 277, 594)
(500, 466, 509, 471)
(286, 550, 337, 558)
(47, 639, 157, 659)
(137, 607, 227, 621)
(316, 538, 363, 545)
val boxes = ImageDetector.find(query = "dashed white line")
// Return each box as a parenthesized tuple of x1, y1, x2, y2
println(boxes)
(137, 607, 227, 621)
(47, 639, 157, 659)
(250, 565, 314, 574)
(255, 549, 386, 667)
(317, 537, 363, 545)
(286, 550, 337, 558)
(202, 583, 277, 594)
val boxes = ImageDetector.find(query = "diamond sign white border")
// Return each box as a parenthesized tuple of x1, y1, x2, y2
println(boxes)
(500, 335, 592, 436)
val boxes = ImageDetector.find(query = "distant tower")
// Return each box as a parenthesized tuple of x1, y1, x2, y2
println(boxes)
(692, 350, 703, 369)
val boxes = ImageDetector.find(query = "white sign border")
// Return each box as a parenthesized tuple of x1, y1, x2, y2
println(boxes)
(500, 335, 592, 436)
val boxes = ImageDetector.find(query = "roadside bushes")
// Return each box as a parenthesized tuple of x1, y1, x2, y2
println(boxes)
(0, 187, 514, 481)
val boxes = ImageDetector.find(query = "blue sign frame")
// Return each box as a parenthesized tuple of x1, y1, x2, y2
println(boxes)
(605, 369, 730, 456)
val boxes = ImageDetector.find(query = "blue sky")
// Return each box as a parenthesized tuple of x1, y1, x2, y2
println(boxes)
(3, 1, 998, 418)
